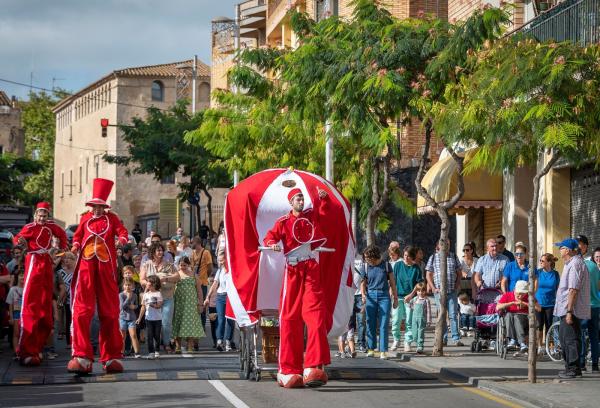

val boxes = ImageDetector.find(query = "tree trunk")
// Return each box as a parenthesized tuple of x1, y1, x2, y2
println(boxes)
(195, 202, 202, 238)
(415, 120, 465, 356)
(202, 186, 214, 236)
(366, 153, 391, 246)
(527, 151, 560, 383)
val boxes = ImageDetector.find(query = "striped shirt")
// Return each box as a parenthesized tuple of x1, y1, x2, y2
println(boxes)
(425, 252, 462, 293)
(473, 253, 509, 289)
(58, 269, 74, 305)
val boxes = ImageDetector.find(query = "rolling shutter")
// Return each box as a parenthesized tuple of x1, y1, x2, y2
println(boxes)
(484, 208, 502, 241)
(571, 164, 600, 249)
(159, 198, 180, 238)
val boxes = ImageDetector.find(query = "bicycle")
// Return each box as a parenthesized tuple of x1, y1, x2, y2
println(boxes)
(545, 320, 590, 363)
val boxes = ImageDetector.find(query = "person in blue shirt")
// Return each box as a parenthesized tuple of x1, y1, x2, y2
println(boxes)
(501, 242, 529, 294)
(534, 253, 560, 355)
(360, 245, 398, 360)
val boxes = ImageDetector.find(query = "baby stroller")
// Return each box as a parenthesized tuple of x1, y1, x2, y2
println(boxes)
(470, 288, 502, 353)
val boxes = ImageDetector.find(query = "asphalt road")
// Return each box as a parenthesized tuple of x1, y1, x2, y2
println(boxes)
(0, 369, 525, 408)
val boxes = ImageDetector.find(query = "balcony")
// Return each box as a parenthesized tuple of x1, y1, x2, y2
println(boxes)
(518, 0, 600, 44)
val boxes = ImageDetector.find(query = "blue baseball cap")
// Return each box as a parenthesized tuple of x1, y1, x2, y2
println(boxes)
(553, 238, 579, 250)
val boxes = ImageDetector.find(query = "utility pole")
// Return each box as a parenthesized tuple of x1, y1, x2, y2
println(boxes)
(52, 77, 65, 91)
(192, 55, 198, 114)
(233, 3, 241, 187)
(324, 2, 334, 183)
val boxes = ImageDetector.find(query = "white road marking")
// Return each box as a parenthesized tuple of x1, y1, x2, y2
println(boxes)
(208, 379, 251, 408)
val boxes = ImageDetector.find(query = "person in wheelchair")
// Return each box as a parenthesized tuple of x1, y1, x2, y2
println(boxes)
(497, 280, 540, 353)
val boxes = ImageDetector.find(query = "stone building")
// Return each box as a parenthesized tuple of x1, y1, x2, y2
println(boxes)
(52, 60, 213, 238)
(0, 91, 24, 156)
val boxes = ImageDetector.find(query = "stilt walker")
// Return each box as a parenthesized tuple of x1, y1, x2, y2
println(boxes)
(14, 202, 68, 366)
(67, 178, 128, 374)
(264, 187, 331, 388)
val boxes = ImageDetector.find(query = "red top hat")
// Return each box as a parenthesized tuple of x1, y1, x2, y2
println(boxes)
(86, 178, 114, 208)
(35, 202, 51, 213)
(287, 188, 303, 202)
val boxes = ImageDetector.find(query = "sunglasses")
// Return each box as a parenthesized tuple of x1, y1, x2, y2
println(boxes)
(515, 252, 526, 257)
(462, 248, 472, 252)
(496, 241, 505, 245)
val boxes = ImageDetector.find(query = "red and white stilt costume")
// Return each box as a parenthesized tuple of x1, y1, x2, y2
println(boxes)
(70, 179, 128, 365)
(263, 189, 330, 377)
(13, 202, 67, 360)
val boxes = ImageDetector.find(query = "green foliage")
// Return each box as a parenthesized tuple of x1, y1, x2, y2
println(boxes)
(20, 90, 68, 202)
(435, 38, 600, 171)
(104, 99, 229, 203)
(0, 153, 42, 204)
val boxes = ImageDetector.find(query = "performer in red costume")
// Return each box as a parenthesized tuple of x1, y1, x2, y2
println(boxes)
(67, 178, 128, 374)
(14, 202, 68, 366)
(264, 187, 330, 388)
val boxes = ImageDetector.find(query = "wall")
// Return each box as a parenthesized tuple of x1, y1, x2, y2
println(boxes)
(53, 79, 118, 227)
(0, 105, 24, 156)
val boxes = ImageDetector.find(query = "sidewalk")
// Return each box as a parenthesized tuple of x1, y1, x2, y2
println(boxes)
(398, 335, 599, 408)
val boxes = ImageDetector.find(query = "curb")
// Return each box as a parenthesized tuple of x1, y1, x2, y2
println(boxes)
(400, 354, 562, 408)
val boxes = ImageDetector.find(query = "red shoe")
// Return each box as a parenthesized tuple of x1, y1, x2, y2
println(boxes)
(67, 357, 93, 374)
(277, 373, 304, 388)
(21, 356, 41, 367)
(102, 359, 124, 373)
(303, 367, 328, 387)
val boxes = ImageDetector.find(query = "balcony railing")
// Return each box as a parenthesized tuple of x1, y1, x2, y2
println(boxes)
(517, 0, 600, 45)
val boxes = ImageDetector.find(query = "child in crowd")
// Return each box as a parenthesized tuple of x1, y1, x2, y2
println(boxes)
(6, 274, 24, 359)
(409, 282, 432, 354)
(206, 275, 218, 348)
(137, 275, 163, 359)
(119, 277, 141, 358)
(122, 266, 143, 355)
(458, 292, 477, 336)
(335, 314, 357, 359)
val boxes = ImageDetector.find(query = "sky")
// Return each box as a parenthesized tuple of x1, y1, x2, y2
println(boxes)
(0, 0, 240, 100)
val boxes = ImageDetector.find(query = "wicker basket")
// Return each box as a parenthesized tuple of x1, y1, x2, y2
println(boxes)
(260, 325, 280, 364)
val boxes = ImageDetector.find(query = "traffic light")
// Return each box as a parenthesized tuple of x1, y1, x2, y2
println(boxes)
(100, 118, 109, 138)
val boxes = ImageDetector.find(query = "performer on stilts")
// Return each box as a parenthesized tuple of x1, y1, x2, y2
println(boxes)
(67, 178, 129, 374)
(264, 187, 331, 388)
(14, 202, 68, 366)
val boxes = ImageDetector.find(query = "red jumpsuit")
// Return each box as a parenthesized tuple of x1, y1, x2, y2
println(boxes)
(71, 211, 128, 362)
(263, 199, 330, 375)
(13, 221, 67, 359)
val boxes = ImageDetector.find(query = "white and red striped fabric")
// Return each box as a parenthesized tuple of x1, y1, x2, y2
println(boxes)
(224, 168, 356, 337)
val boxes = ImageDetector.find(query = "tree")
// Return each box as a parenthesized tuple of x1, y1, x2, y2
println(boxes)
(104, 100, 229, 233)
(0, 153, 42, 204)
(435, 37, 600, 380)
(20, 90, 68, 202)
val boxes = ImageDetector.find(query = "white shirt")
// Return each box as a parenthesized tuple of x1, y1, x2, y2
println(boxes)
(459, 302, 476, 315)
(143, 291, 163, 321)
(214, 267, 229, 294)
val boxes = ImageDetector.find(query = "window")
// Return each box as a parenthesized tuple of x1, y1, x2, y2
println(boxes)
(85, 157, 89, 183)
(152, 80, 164, 102)
(69, 170, 73, 196)
(315, 0, 338, 21)
(61, 172, 64, 198)
(79, 166, 82, 192)
(161, 174, 175, 184)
